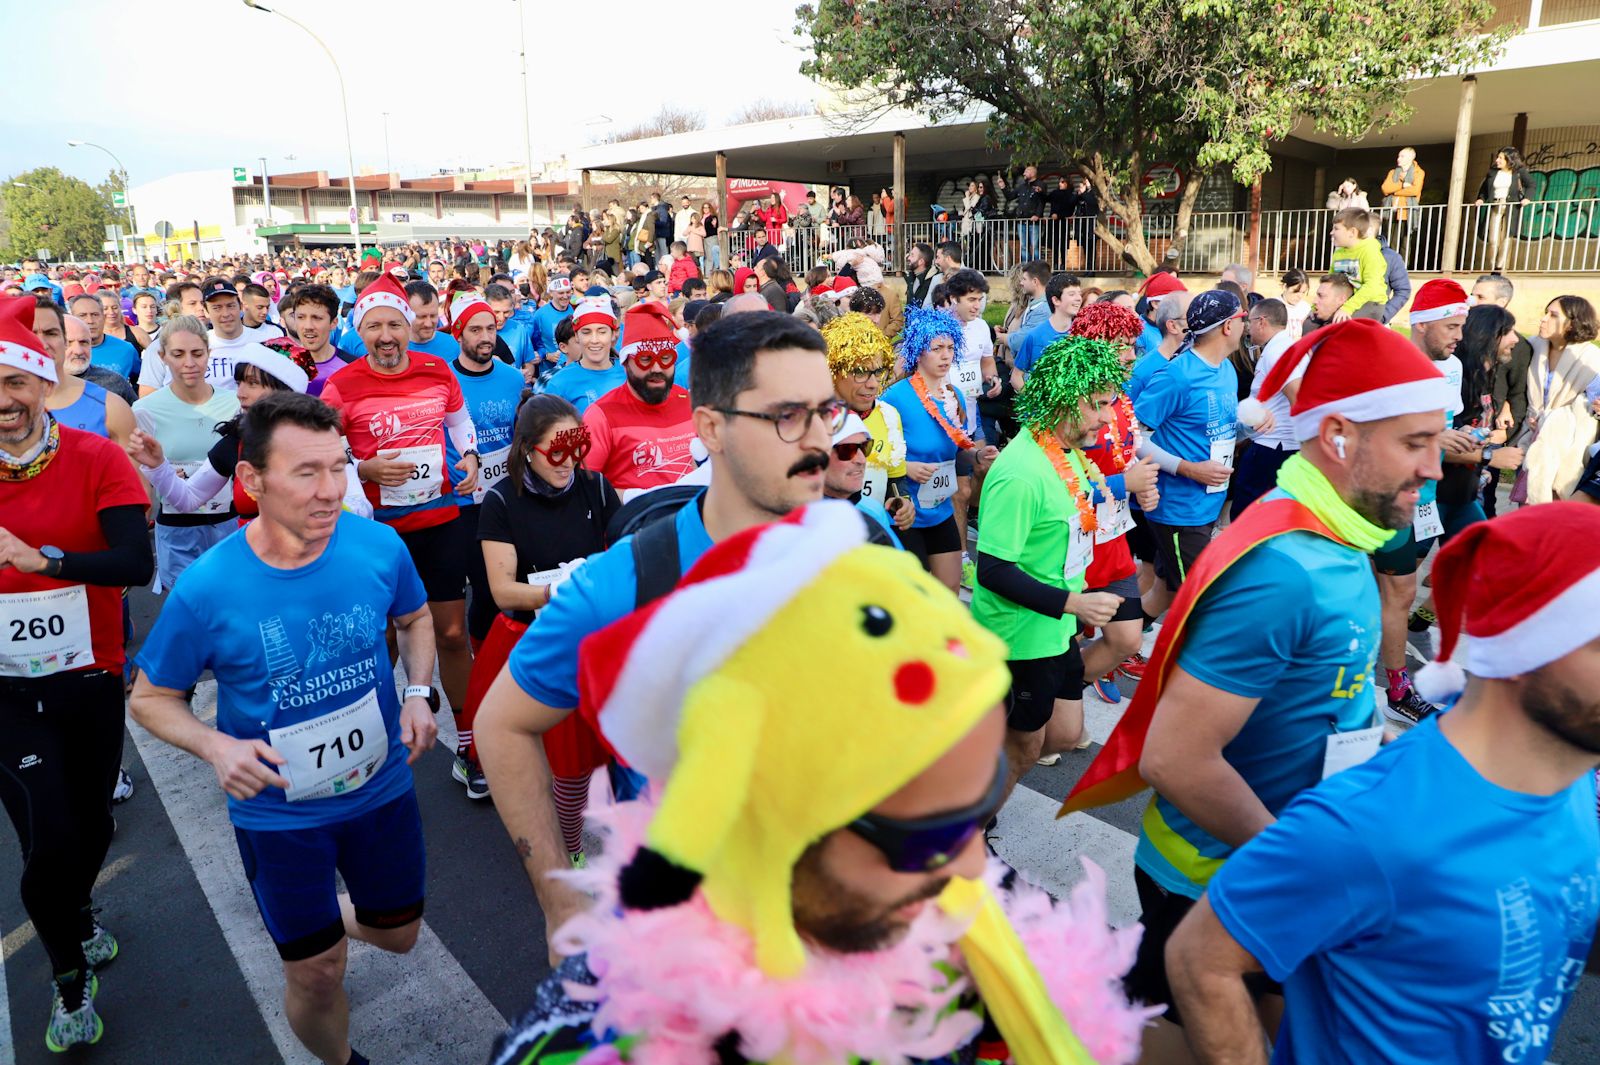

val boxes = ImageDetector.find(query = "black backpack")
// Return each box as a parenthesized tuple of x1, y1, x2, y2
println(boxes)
(609, 485, 898, 609)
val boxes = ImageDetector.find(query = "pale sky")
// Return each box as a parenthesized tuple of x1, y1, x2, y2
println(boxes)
(4, 0, 821, 186)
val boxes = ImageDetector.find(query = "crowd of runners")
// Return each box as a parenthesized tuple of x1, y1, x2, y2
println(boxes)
(2, 221, 1598, 1065)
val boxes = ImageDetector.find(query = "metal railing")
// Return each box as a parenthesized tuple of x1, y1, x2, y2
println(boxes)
(705, 199, 1600, 280)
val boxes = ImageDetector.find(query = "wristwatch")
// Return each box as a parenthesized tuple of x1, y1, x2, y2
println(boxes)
(403, 684, 435, 706)
(40, 545, 64, 579)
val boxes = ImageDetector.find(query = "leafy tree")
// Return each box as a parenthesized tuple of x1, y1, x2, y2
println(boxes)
(796, 0, 1506, 272)
(1, 167, 116, 263)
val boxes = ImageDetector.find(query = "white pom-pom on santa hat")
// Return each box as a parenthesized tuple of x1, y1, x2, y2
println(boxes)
(1415, 503, 1600, 705)
(1237, 397, 1268, 428)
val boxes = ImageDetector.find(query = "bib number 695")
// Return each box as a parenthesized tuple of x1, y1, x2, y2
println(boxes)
(309, 727, 365, 769)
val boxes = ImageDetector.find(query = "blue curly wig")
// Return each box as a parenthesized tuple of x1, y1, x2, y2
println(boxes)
(897, 305, 966, 375)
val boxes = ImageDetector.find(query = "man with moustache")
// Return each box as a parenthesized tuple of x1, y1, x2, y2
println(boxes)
(475, 313, 845, 963)
(1064, 319, 1454, 1061)
(581, 302, 699, 497)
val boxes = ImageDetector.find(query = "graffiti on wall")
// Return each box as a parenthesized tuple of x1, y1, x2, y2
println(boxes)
(1518, 167, 1600, 240)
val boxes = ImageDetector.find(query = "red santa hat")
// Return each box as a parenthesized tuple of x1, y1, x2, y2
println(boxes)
(571, 296, 616, 332)
(0, 296, 56, 383)
(1415, 502, 1600, 703)
(620, 302, 679, 363)
(1138, 272, 1187, 299)
(351, 272, 415, 331)
(580, 502, 869, 780)
(447, 291, 494, 338)
(1408, 278, 1470, 325)
(1237, 318, 1453, 440)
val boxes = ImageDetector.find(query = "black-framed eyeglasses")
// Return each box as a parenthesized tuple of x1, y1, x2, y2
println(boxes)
(847, 365, 889, 383)
(848, 753, 1008, 873)
(715, 398, 847, 443)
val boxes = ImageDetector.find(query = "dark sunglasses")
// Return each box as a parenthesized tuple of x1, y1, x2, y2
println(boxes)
(630, 347, 678, 372)
(847, 752, 1008, 873)
(533, 427, 592, 466)
(832, 440, 871, 461)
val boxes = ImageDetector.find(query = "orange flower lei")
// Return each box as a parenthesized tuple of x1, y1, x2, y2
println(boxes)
(910, 372, 976, 451)
(1100, 394, 1137, 473)
(1033, 427, 1108, 533)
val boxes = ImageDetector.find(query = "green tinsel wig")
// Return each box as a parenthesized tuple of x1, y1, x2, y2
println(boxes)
(1013, 335, 1130, 431)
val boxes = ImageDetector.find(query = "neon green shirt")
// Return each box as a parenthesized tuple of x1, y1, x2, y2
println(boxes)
(1329, 237, 1388, 315)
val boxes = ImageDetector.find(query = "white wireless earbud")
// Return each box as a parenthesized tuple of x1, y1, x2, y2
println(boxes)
(1333, 435, 1348, 460)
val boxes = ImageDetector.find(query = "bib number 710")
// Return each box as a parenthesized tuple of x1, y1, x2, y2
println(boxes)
(309, 726, 365, 770)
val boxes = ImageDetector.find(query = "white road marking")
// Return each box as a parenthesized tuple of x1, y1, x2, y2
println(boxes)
(125, 680, 506, 1064)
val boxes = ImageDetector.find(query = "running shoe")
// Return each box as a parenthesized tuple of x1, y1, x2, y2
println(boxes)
(45, 973, 101, 1053)
(1075, 731, 1093, 750)
(961, 555, 977, 590)
(1092, 674, 1123, 704)
(451, 756, 490, 800)
(1036, 752, 1062, 766)
(1117, 652, 1149, 681)
(569, 852, 587, 870)
(111, 768, 134, 805)
(1384, 687, 1439, 727)
(81, 919, 118, 970)
(1407, 605, 1436, 633)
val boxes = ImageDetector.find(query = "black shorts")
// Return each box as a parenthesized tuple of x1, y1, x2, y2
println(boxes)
(1125, 867, 1282, 1023)
(1088, 574, 1145, 623)
(1126, 508, 1157, 564)
(1148, 519, 1214, 593)
(399, 513, 473, 602)
(900, 516, 962, 568)
(955, 448, 976, 479)
(1003, 644, 1086, 733)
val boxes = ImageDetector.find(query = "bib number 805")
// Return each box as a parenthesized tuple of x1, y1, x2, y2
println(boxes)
(10, 615, 66, 642)
(309, 727, 365, 770)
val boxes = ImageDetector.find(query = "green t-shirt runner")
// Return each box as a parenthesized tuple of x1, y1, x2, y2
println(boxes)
(971, 431, 1093, 660)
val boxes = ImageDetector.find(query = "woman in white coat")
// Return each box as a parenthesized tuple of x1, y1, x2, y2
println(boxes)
(1520, 295, 1600, 503)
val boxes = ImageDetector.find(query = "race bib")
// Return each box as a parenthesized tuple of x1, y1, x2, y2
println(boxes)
(1095, 496, 1134, 544)
(527, 559, 583, 593)
(1321, 726, 1383, 780)
(953, 360, 982, 400)
(1413, 501, 1444, 540)
(1206, 435, 1236, 494)
(173, 460, 233, 515)
(0, 585, 93, 677)
(268, 688, 388, 803)
(471, 445, 512, 505)
(1064, 513, 1094, 582)
(378, 444, 445, 508)
(917, 460, 958, 510)
(861, 465, 887, 501)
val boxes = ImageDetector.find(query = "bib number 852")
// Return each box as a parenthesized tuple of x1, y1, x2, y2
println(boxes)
(10, 615, 66, 642)
(309, 727, 365, 769)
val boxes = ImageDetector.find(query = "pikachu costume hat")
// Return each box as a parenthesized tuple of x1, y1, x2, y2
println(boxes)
(578, 501, 1009, 975)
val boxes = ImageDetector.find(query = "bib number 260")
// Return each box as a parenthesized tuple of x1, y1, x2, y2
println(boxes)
(10, 614, 66, 641)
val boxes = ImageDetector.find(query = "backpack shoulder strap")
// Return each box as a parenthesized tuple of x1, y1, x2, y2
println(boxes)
(630, 512, 682, 609)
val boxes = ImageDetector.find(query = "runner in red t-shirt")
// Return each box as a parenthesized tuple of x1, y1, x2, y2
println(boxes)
(0, 295, 153, 1051)
(320, 273, 481, 717)
(582, 302, 696, 495)
(1072, 301, 1163, 706)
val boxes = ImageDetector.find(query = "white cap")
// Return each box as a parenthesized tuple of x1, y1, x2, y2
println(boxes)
(831, 410, 872, 446)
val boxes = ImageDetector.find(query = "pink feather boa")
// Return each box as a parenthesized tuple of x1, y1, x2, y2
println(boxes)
(550, 801, 1161, 1065)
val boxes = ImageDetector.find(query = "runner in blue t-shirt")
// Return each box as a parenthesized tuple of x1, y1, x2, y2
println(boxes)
(1007, 273, 1080, 386)
(1167, 505, 1600, 1065)
(1116, 316, 1454, 1039)
(530, 283, 575, 365)
(1133, 291, 1242, 611)
(444, 295, 528, 720)
(472, 313, 838, 964)
(541, 299, 624, 414)
(130, 392, 438, 1065)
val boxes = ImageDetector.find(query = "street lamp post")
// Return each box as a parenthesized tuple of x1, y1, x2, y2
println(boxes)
(241, 0, 362, 256)
(517, 0, 535, 234)
(67, 139, 137, 263)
